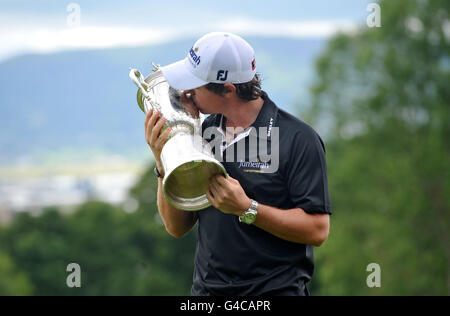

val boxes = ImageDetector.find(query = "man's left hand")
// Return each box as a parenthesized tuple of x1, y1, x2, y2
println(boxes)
(206, 175, 251, 216)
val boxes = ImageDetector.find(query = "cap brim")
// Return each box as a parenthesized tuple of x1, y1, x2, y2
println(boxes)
(160, 58, 208, 90)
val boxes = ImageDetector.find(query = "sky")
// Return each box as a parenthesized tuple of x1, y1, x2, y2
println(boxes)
(0, 0, 374, 61)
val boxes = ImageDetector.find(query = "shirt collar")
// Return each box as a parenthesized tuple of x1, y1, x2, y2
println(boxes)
(216, 92, 278, 141)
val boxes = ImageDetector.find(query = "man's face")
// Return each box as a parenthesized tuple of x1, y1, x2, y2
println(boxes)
(186, 86, 225, 115)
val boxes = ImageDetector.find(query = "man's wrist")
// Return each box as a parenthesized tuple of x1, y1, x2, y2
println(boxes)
(236, 198, 252, 217)
(239, 199, 259, 224)
(155, 160, 164, 176)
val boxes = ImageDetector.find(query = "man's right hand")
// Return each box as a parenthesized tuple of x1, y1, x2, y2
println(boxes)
(145, 109, 172, 176)
(145, 109, 198, 238)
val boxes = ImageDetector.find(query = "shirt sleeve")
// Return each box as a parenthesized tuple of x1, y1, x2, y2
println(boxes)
(285, 130, 332, 214)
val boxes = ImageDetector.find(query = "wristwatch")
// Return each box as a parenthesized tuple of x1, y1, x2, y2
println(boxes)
(154, 166, 164, 178)
(239, 200, 258, 224)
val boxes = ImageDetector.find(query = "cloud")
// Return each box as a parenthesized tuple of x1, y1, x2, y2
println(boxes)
(218, 18, 358, 38)
(0, 18, 357, 62)
(32, 26, 175, 51)
(0, 24, 179, 61)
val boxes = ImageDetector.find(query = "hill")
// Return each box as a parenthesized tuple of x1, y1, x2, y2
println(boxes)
(0, 37, 325, 165)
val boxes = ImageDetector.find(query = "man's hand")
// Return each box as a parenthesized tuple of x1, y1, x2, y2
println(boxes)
(206, 175, 252, 216)
(145, 109, 172, 175)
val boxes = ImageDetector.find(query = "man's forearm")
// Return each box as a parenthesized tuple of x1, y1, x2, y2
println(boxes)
(252, 204, 329, 247)
(157, 178, 197, 238)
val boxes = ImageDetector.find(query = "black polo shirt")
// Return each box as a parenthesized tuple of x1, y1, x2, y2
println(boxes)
(191, 92, 332, 296)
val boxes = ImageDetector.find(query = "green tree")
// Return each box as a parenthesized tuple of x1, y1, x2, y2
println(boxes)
(128, 165, 198, 295)
(0, 250, 33, 295)
(0, 210, 72, 295)
(306, 0, 449, 295)
(0, 164, 197, 296)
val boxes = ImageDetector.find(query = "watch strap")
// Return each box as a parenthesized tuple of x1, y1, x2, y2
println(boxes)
(154, 166, 164, 178)
(239, 200, 258, 224)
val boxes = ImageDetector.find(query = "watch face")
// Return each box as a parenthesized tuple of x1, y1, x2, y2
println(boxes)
(243, 212, 256, 224)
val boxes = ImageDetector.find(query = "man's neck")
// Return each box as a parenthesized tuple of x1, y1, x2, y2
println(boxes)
(221, 97, 264, 130)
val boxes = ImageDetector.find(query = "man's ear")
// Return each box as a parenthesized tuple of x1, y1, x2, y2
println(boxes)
(223, 83, 236, 98)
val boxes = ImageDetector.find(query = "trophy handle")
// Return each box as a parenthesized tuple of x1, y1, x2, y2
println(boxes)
(129, 68, 150, 98)
(151, 62, 161, 72)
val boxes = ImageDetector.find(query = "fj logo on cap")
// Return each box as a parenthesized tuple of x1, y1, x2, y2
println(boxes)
(252, 58, 256, 71)
(217, 70, 228, 81)
(189, 47, 201, 67)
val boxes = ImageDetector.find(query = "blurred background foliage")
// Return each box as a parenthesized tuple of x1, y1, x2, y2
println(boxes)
(0, 0, 448, 295)
(0, 175, 197, 295)
(307, 0, 449, 295)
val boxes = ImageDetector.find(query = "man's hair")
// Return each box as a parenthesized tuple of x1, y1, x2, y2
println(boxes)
(205, 74, 263, 101)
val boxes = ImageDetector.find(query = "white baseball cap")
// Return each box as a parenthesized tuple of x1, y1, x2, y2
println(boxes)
(161, 32, 256, 90)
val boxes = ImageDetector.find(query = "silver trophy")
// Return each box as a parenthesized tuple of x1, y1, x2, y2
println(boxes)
(129, 64, 227, 211)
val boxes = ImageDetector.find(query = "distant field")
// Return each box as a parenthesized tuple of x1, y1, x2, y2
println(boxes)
(0, 158, 149, 179)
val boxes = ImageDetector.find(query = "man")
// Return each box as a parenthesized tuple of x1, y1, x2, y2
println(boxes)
(144, 32, 331, 296)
